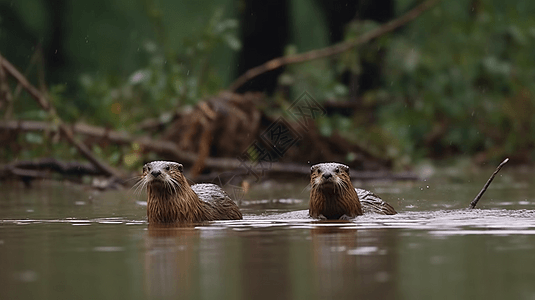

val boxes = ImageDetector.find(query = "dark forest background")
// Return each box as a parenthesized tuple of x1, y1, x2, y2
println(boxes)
(2, 0, 535, 180)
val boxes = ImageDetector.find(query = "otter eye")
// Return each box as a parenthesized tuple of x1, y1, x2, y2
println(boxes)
(147, 167, 151, 172)
(165, 166, 170, 171)
(316, 169, 320, 174)
(335, 167, 340, 173)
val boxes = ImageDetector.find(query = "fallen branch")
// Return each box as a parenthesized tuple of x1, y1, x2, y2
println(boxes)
(0, 158, 124, 189)
(0, 54, 51, 111)
(469, 158, 509, 209)
(0, 166, 49, 180)
(0, 53, 123, 178)
(0, 158, 104, 182)
(0, 120, 419, 180)
(0, 55, 14, 113)
(6, 157, 103, 175)
(228, 0, 440, 92)
(0, 120, 304, 171)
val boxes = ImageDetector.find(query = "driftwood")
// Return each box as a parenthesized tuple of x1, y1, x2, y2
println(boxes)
(1, 86, 398, 177)
(4, 158, 102, 176)
(0, 158, 102, 180)
(228, 0, 440, 92)
(469, 158, 509, 209)
(0, 158, 98, 187)
(0, 120, 225, 168)
(0, 120, 419, 181)
(0, 165, 50, 182)
(0, 70, 414, 185)
(0, 158, 126, 189)
(162, 91, 263, 177)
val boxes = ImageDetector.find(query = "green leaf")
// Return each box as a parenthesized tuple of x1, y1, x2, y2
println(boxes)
(25, 133, 43, 144)
(223, 33, 241, 51)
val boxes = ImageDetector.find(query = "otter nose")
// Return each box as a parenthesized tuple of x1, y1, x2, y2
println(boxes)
(322, 173, 333, 179)
(151, 170, 162, 178)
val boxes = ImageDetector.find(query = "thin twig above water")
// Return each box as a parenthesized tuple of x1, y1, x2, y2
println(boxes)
(469, 158, 509, 209)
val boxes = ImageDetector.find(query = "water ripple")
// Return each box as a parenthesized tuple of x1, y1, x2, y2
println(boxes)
(2, 209, 535, 235)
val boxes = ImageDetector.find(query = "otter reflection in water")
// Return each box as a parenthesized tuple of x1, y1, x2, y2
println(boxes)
(309, 162, 397, 220)
(310, 226, 398, 299)
(144, 224, 198, 299)
(135, 161, 242, 224)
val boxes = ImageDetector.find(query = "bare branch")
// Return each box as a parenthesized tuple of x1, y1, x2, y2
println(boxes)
(0, 120, 419, 180)
(228, 0, 440, 92)
(0, 53, 123, 178)
(469, 158, 509, 209)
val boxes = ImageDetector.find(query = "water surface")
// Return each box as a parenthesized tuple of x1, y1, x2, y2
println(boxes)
(2, 169, 535, 300)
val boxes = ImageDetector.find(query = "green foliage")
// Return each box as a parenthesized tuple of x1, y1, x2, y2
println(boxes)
(68, 9, 241, 129)
(283, 0, 535, 165)
(5, 0, 535, 167)
(1, 0, 239, 126)
(1, 0, 240, 168)
(380, 0, 535, 161)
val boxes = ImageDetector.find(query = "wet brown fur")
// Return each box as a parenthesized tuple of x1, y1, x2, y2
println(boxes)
(138, 161, 242, 224)
(309, 162, 396, 219)
(310, 163, 362, 219)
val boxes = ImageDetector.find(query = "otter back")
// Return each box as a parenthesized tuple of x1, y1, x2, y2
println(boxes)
(356, 188, 397, 215)
(191, 184, 243, 221)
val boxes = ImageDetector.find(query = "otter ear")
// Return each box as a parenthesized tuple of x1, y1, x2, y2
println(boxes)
(341, 164, 350, 174)
(177, 163, 184, 172)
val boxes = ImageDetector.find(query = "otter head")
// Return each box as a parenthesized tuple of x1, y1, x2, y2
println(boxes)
(310, 162, 351, 192)
(142, 161, 187, 195)
(140, 161, 203, 224)
(309, 162, 361, 219)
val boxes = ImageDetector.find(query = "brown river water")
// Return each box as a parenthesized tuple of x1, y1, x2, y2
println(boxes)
(1, 167, 535, 300)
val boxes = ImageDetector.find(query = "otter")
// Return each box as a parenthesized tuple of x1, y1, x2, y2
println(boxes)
(309, 162, 397, 220)
(138, 161, 242, 223)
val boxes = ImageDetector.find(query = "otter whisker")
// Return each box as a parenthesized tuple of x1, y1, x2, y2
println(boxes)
(124, 176, 143, 184)
(336, 181, 342, 195)
(169, 177, 180, 194)
(340, 178, 349, 190)
(165, 179, 174, 195)
(300, 183, 312, 195)
(131, 180, 142, 193)
(338, 180, 346, 194)
(338, 180, 344, 195)
(132, 178, 147, 196)
(171, 178, 179, 195)
(141, 180, 149, 195)
(133, 179, 147, 196)
(126, 177, 145, 195)
(163, 178, 170, 193)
